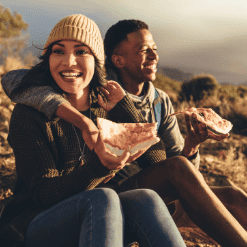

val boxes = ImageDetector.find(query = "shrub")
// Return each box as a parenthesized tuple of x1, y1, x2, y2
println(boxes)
(181, 74, 219, 102)
(237, 85, 247, 99)
(153, 73, 182, 105)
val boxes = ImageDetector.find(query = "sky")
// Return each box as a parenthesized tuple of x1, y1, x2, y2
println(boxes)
(1, 0, 247, 84)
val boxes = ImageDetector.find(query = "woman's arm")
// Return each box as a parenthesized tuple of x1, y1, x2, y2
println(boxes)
(9, 104, 129, 208)
(55, 103, 99, 150)
(98, 81, 167, 167)
(109, 95, 167, 167)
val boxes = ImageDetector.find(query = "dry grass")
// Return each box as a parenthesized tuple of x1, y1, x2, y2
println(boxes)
(199, 135, 247, 192)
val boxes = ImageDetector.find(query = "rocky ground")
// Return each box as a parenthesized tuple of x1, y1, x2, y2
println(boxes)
(0, 83, 247, 246)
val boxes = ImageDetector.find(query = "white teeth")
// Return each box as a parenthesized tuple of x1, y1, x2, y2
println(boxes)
(144, 65, 156, 69)
(61, 72, 81, 77)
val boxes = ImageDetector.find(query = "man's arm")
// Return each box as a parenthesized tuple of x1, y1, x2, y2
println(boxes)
(1, 69, 99, 150)
(1, 69, 68, 119)
(156, 89, 200, 168)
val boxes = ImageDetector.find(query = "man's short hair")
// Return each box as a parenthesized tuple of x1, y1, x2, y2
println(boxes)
(104, 19, 149, 63)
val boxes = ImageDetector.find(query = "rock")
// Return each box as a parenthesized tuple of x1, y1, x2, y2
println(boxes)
(179, 227, 220, 247)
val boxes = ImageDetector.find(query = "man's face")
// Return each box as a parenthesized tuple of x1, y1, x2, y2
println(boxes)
(118, 29, 159, 84)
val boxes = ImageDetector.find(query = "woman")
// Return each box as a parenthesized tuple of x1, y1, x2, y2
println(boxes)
(0, 14, 186, 247)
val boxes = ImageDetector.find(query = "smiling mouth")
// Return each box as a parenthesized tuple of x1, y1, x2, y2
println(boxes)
(60, 72, 83, 79)
(143, 64, 156, 70)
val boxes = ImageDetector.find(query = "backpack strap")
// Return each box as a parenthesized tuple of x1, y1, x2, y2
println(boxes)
(153, 89, 162, 131)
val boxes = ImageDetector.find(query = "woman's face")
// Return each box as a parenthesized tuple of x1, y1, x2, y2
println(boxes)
(49, 40, 95, 96)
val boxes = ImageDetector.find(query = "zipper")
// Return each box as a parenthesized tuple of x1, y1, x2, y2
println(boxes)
(10, 223, 25, 242)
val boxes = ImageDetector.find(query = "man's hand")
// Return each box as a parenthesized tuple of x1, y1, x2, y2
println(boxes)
(98, 80, 126, 111)
(183, 113, 229, 157)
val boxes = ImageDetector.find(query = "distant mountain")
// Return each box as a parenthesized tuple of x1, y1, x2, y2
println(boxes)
(157, 66, 193, 82)
(23, 45, 42, 61)
(158, 65, 247, 85)
(5, 45, 247, 86)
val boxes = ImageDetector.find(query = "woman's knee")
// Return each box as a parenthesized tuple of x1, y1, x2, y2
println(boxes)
(120, 189, 164, 209)
(134, 189, 161, 201)
(77, 188, 122, 222)
(88, 188, 120, 206)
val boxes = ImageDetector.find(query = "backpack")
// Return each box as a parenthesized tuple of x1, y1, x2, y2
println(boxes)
(153, 89, 162, 131)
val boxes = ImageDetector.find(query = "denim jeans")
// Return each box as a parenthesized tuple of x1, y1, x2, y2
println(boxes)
(25, 188, 185, 247)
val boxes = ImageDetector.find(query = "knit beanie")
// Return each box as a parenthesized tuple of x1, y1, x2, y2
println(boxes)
(43, 14, 104, 65)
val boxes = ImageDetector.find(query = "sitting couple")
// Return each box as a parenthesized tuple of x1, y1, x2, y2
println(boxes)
(1, 14, 247, 247)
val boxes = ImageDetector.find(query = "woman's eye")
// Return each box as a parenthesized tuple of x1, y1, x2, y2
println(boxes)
(53, 49, 63, 55)
(77, 50, 88, 55)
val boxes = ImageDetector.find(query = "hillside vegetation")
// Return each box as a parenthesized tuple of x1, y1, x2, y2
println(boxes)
(154, 72, 247, 136)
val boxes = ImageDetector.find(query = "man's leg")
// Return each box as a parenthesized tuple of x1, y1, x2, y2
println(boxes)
(171, 200, 197, 228)
(135, 156, 247, 247)
(211, 185, 247, 230)
(167, 185, 247, 230)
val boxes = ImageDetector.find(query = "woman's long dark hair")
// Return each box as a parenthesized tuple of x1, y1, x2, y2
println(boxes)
(11, 41, 106, 98)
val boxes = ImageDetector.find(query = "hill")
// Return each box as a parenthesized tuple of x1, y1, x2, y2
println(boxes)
(158, 66, 193, 82)
(158, 65, 247, 85)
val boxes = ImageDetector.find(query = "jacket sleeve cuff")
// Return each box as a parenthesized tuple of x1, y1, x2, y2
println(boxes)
(109, 95, 145, 123)
(186, 151, 200, 169)
(39, 93, 69, 119)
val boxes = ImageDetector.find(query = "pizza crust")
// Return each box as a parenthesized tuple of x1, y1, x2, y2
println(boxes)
(97, 118, 160, 156)
(105, 137, 160, 156)
(169, 107, 232, 134)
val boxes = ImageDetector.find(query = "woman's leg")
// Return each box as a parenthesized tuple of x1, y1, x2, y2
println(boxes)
(119, 189, 186, 247)
(26, 188, 124, 247)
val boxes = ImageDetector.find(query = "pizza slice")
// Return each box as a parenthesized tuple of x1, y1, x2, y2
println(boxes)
(169, 107, 232, 134)
(97, 118, 160, 156)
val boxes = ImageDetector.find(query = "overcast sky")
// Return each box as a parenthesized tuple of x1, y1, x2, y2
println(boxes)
(2, 0, 247, 84)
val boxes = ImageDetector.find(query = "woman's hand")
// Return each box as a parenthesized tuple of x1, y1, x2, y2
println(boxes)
(80, 117, 99, 150)
(126, 147, 150, 163)
(98, 80, 126, 111)
(101, 147, 150, 184)
(94, 131, 131, 170)
(55, 103, 100, 151)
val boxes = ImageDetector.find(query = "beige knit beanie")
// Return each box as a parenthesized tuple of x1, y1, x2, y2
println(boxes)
(43, 14, 104, 65)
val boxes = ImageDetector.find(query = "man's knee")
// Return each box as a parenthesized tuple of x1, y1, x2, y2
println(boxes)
(158, 156, 198, 183)
(213, 186, 247, 206)
(226, 186, 247, 206)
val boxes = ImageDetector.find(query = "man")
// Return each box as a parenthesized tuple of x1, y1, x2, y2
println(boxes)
(102, 17, 247, 226)
(2, 20, 247, 246)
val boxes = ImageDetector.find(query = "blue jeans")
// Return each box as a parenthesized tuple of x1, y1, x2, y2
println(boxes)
(25, 188, 185, 247)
